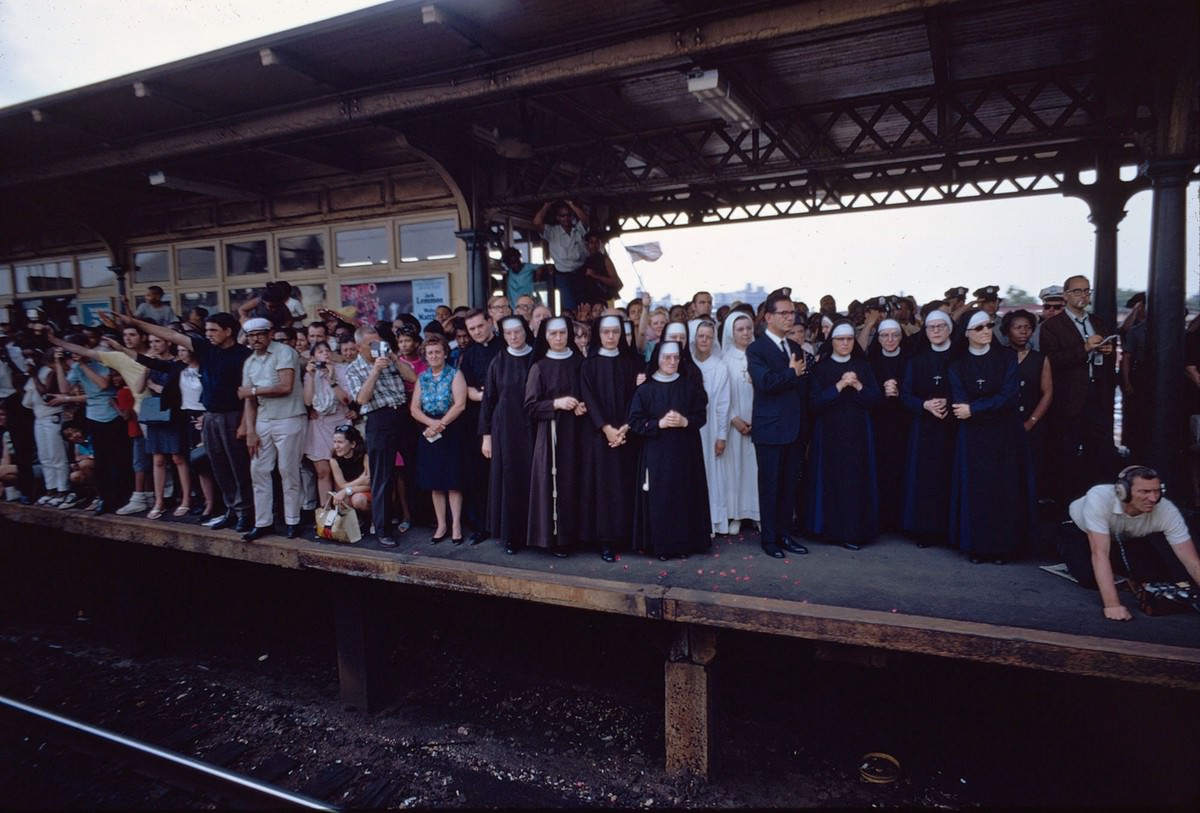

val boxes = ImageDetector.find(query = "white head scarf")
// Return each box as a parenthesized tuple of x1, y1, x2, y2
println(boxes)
(830, 322, 855, 339)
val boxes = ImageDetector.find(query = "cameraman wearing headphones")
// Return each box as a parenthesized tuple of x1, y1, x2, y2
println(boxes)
(1058, 466, 1200, 620)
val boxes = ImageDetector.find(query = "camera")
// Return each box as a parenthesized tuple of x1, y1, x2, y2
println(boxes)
(316, 361, 326, 369)
(370, 341, 382, 359)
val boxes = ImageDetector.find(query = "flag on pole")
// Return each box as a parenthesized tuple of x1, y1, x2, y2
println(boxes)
(625, 242, 663, 262)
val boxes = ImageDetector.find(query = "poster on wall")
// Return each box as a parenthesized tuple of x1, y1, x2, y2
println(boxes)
(340, 276, 450, 325)
(77, 299, 112, 327)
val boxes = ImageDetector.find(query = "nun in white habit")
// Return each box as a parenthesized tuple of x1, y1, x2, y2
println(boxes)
(719, 310, 760, 533)
(690, 318, 731, 535)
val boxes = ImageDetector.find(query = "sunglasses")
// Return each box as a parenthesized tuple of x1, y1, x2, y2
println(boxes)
(335, 424, 354, 434)
(969, 322, 995, 333)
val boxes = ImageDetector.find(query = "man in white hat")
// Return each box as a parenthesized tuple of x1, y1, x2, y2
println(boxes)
(236, 317, 307, 541)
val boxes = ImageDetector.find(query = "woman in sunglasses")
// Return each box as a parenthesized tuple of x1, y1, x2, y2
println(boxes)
(947, 309, 1035, 564)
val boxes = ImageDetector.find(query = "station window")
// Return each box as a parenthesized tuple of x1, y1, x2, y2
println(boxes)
(178, 245, 217, 281)
(134, 249, 169, 283)
(15, 259, 73, 293)
(336, 226, 389, 268)
(279, 233, 327, 272)
(78, 255, 114, 289)
(0, 265, 12, 297)
(225, 238, 269, 276)
(398, 218, 457, 263)
(177, 290, 219, 315)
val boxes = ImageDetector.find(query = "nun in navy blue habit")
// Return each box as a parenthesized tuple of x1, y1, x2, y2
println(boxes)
(948, 309, 1036, 563)
(805, 319, 883, 550)
(867, 318, 911, 532)
(628, 340, 711, 560)
(899, 309, 957, 546)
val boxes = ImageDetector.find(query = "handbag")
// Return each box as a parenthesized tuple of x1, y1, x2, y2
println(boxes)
(316, 500, 362, 544)
(140, 394, 173, 424)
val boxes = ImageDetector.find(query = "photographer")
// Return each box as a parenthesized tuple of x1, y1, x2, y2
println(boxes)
(1058, 466, 1200, 620)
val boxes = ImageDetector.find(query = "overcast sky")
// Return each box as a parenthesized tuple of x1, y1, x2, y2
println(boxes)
(1, 0, 1195, 307)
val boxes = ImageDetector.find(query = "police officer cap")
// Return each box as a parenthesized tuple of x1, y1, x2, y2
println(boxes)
(1038, 284, 1064, 302)
(973, 285, 1000, 301)
(768, 286, 792, 299)
(865, 295, 889, 311)
(944, 286, 968, 300)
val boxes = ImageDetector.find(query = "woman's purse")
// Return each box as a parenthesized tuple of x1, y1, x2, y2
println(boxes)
(316, 495, 363, 544)
(140, 394, 173, 424)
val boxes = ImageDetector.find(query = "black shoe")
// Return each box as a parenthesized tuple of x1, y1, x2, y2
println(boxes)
(378, 536, 398, 548)
(552, 550, 569, 559)
(992, 557, 1007, 565)
(205, 511, 236, 530)
(241, 525, 271, 542)
(92, 500, 108, 515)
(761, 541, 785, 559)
(969, 555, 984, 564)
(601, 548, 616, 563)
(916, 542, 930, 549)
(470, 530, 488, 545)
(781, 536, 809, 555)
(286, 525, 298, 539)
(431, 530, 447, 544)
(451, 536, 464, 545)
(842, 541, 862, 551)
(234, 517, 254, 533)
(504, 542, 518, 555)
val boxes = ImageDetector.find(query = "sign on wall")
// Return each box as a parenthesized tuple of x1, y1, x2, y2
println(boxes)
(340, 276, 450, 326)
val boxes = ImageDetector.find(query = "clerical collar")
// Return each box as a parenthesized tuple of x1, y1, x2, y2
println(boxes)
(507, 345, 532, 357)
(969, 345, 991, 356)
(598, 348, 620, 357)
(882, 347, 901, 358)
(831, 352, 851, 363)
(652, 371, 680, 382)
(545, 348, 573, 360)
(931, 340, 951, 352)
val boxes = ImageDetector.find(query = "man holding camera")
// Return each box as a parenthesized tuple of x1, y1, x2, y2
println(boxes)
(1059, 466, 1200, 620)
(344, 323, 417, 547)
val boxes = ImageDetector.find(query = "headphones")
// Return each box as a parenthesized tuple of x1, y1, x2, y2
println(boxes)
(1114, 465, 1165, 503)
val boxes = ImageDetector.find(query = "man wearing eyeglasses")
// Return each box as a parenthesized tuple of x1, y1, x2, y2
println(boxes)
(1039, 275, 1119, 503)
(746, 291, 812, 559)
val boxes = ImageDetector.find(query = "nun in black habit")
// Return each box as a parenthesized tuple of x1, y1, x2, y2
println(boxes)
(867, 318, 912, 532)
(628, 340, 712, 560)
(579, 314, 641, 562)
(523, 315, 588, 556)
(899, 309, 957, 546)
(480, 315, 537, 555)
(948, 309, 1035, 563)
(805, 320, 883, 550)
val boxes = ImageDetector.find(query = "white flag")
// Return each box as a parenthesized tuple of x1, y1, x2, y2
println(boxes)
(625, 242, 663, 262)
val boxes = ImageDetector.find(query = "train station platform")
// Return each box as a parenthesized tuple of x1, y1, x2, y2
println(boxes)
(3, 501, 1197, 776)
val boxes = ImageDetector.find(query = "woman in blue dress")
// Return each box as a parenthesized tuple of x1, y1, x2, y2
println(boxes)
(411, 333, 467, 544)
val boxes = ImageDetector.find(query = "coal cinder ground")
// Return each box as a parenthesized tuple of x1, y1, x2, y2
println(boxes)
(0, 533, 1197, 809)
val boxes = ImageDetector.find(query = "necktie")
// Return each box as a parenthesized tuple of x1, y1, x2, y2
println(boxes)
(780, 338, 788, 355)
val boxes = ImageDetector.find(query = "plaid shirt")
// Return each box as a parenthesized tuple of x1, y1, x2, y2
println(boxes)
(344, 355, 407, 414)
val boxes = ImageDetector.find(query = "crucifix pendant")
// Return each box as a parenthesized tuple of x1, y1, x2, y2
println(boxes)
(976, 377, 986, 391)
(932, 374, 943, 388)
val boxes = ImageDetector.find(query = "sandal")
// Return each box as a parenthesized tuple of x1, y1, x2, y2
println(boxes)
(397, 520, 412, 534)
(173, 504, 192, 517)
(147, 506, 166, 520)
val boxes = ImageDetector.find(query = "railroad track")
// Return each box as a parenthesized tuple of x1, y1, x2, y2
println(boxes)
(0, 695, 416, 809)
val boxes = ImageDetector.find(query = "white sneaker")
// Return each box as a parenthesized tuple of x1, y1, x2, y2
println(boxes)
(115, 492, 151, 515)
(36, 494, 56, 506)
(57, 492, 81, 509)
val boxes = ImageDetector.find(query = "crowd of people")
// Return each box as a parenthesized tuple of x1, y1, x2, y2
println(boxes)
(0, 203, 1197, 622)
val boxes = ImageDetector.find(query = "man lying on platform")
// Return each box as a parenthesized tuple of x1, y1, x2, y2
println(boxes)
(1057, 465, 1200, 620)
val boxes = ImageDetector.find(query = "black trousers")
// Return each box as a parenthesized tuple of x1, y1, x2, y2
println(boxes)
(755, 438, 804, 546)
(365, 405, 403, 537)
(88, 416, 132, 507)
(1049, 389, 1120, 504)
(1056, 522, 1190, 589)
(1, 392, 36, 496)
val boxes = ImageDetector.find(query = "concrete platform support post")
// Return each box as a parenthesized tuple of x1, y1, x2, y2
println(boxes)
(664, 624, 718, 778)
(1141, 157, 1193, 486)
(332, 577, 385, 713)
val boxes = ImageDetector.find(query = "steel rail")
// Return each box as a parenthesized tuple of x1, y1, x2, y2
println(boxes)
(0, 695, 338, 811)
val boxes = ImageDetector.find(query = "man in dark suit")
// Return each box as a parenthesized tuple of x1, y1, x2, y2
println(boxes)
(747, 291, 812, 558)
(1038, 274, 1119, 503)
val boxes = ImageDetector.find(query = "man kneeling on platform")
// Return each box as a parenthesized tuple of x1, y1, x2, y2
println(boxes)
(1058, 465, 1200, 621)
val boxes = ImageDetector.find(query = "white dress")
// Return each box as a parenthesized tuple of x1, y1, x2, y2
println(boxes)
(692, 348, 730, 535)
(719, 314, 760, 527)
